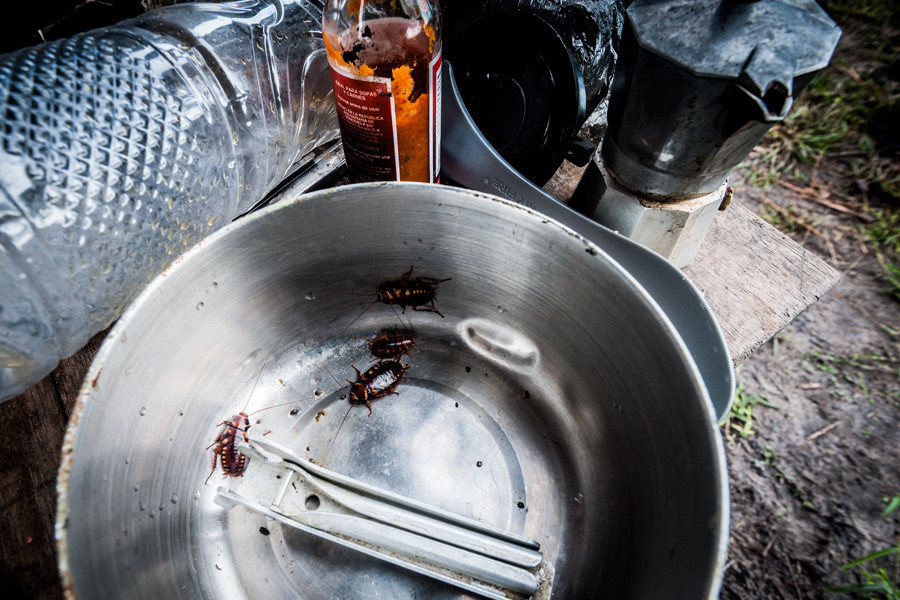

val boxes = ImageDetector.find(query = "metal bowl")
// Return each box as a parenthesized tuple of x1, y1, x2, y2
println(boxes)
(57, 183, 728, 599)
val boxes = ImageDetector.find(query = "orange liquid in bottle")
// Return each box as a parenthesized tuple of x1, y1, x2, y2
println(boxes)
(325, 15, 441, 182)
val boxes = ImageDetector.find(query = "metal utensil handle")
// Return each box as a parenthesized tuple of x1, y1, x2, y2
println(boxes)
(217, 437, 544, 599)
(253, 436, 541, 552)
(218, 488, 539, 599)
(294, 462, 543, 567)
(440, 61, 735, 422)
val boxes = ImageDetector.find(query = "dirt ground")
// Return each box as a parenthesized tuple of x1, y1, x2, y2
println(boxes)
(720, 166, 900, 598)
(714, 3, 900, 596)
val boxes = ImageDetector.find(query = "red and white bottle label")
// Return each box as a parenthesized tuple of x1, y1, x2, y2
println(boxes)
(430, 51, 442, 183)
(329, 50, 441, 182)
(329, 66, 401, 181)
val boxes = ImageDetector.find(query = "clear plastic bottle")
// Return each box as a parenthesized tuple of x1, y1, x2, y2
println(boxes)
(323, 0, 441, 182)
(0, 0, 340, 401)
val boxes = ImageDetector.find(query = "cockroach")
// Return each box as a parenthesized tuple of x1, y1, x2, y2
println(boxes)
(316, 358, 409, 418)
(342, 265, 451, 332)
(345, 359, 409, 415)
(205, 352, 311, 485)
(367, 327, 417, 361)
(377, 266, 451, 316)
(318, 359, 410, 465)
(205, 412, 251, 485)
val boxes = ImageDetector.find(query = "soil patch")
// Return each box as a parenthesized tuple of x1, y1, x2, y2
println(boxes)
(721, 169, 900, 598)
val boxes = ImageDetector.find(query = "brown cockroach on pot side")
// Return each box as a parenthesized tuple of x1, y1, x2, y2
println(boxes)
(343, 265, 451, 332)
(376, 266, 451, 316)
(205, 352, 312, 485)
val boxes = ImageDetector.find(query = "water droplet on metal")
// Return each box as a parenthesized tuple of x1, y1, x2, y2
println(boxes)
(196, 302, 205, 311)
(170, 494, 179, 504)
(139, 406, 147, 416)
(304, 292, 316, 301)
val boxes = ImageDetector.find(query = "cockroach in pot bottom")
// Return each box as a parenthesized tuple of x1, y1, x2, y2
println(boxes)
(343, 265, 451, 332)
(346, 359, 409, 415)
(319, 359, 410, 417)
(318, 359, 410, 464)
(205, 353, 312, 485)
(366, 327, 417, 361)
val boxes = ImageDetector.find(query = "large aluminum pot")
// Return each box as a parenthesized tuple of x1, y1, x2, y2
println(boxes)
(57, 183, 728, 599)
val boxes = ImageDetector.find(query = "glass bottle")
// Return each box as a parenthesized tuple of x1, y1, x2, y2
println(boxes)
(323, 0, 442, 182)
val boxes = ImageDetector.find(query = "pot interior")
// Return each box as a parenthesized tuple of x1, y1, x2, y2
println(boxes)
(58, 183, 727, 599)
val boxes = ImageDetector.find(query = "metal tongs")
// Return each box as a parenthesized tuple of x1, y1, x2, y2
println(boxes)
(215, 435, 547, 600)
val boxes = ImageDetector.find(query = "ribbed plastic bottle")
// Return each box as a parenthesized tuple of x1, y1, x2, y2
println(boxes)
(323, 0, 441, 182)
(0, 0, 340, 401)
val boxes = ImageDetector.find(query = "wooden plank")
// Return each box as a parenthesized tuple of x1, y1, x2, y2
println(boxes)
(683, 201, 841, 365)
(0, 330, 108, 600)
(542, 159, 588, 202)
(545, 158, 841, 365)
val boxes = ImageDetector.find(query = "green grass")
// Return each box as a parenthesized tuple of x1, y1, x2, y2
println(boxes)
(811, 350, 900, 404)
(758, 203, 809, 235)
(738, 0, 900, 301)
(723, 376, 779, 443)
(748, 0, 900, 193)
(861, 209, 900, 300)
(824, 494, 900, 598)
(826, 545, 900, 599)
(884, 495, 900, 516)
(812, 351, 900, 378)
(864, 210, 900, 255)
(750, 60, 900, 201)
(824, 487, 900, 598)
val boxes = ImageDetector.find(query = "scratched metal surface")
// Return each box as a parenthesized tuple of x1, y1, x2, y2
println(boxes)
(56, 183, 727, 599)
